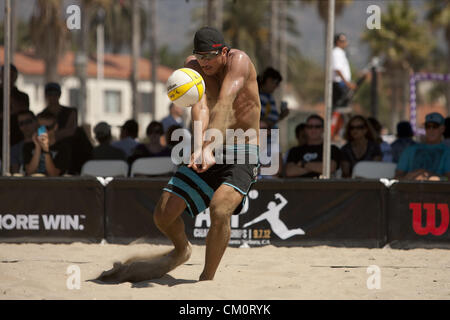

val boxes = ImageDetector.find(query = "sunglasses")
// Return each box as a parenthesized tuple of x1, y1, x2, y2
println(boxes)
(425, 123, 440, 130)
(350, 125, 366, 131)
(306, 124, 323, 129)
(18, 118, 34, 126)
(193, 50, 220, 61)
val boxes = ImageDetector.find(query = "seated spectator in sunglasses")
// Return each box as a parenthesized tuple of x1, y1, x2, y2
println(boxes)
(340, 115, 382, 178)
(10, 110, 38, 174)
(285, 114, 341, 178)
(128, 121, 171, 165)
(391, 121, 416, 163)
(23, 110, 72, 176)
(395, 112, 450, 181)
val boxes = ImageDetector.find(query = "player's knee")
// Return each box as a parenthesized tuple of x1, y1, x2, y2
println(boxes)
(209, 203, 232, 226)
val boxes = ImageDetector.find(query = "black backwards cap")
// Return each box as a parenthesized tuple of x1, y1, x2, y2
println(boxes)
(193, 27, 227, 53)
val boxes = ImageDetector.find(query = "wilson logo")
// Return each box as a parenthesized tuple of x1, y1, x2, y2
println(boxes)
(409, 203, 449, 236)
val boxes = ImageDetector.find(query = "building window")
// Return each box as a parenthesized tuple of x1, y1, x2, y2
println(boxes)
(139, 92, 154, 114)
(69, 88, 80, 110)
(104, 90, 122, 114)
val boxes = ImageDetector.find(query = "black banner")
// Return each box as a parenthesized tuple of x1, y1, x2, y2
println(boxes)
(104, 178, 168, 243)
(105, 178, 387, 248)
(0, 177, 104, 242)
(387, 181, 450, 246)
(185, 179, 387, 248)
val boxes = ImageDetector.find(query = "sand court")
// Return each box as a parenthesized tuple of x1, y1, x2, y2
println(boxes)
(0, 242, 449, 300)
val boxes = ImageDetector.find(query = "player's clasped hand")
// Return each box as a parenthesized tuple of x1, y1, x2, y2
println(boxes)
(188, 148, 216, 173)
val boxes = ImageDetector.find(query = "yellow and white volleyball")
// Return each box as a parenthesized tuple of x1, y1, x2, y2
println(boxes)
(166, 68, 205, 108)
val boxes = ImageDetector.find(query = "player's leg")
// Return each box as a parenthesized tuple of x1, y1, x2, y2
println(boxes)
(153, 190, 192, 268)
(199, 184, 243, 281)
(96, 191, 190, 283)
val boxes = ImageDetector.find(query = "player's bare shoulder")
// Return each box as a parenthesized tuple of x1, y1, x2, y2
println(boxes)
(226, 49, 253, 76)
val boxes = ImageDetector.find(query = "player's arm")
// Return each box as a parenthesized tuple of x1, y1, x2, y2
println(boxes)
(185, 56, 210, 138)
(208, 52, 248, 136)
(184, 56, 210, 170)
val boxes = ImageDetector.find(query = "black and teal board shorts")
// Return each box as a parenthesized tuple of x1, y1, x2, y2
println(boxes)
(163, 145, 259, 217)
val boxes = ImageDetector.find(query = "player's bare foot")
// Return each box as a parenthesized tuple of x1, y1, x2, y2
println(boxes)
(96, 243, 192, 283)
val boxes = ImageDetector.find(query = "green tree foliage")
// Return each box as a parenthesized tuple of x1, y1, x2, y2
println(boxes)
(29, 0, 70, 82)
(362, 0, 435, 130)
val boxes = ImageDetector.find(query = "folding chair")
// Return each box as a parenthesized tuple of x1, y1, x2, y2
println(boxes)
(81, 160, 129, 177)
(130, 157, 176, 177)
(352, 161, 397, 179)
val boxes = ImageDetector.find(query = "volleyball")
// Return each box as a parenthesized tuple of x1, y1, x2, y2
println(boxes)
(166, 68, 205, 107)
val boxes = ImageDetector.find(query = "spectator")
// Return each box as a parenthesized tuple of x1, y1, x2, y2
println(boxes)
(111, 119, 139, 157)
(23, 110, 71, 176)
(42, 82, 77, 142)
(128, 121, 171, 164)
(10, 110, 38, 174)
(92, 122, 127, 161)
(295, 123, 307, 147)
(285, 114, 340, 178)
(162, 103, 185, 133)
(391, 121, 416, 163)
(443, 117, 450, 147)
(0, 64, 30, 152)
(258, 67, 289, 129)
(340, 115, 382, 178)
(367, 117, 393, 162)
(395, 112, 450, 181)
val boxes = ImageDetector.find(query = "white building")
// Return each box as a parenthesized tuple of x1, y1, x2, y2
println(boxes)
(2, 47, 175, 140)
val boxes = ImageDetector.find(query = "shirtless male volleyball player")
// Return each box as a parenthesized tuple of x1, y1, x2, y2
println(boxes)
(97, 27, 261, 283)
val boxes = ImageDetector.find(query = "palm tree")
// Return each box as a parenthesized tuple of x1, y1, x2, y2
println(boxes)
(362, 0, 434, 130)
(206, 0, 223, 31)
(426, 0, 450, 113)
(301, 0, 353, 52)
(29, 0, 70, 83)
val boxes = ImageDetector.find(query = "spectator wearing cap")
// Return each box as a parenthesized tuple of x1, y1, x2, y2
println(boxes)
(42, 82, 78, 142)
(23, 110, 72, 176)
(0, 64, 30, 153)
(443, 117, 450, 148)
(161, 103, 185, 133)
(92, 122, 127, 161)
(391, 121, 416, 163)
(395, 112, 450, 181)
(111, 119, 140, 158)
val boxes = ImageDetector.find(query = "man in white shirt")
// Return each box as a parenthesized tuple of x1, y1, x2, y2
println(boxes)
(332, 33, 356, 108)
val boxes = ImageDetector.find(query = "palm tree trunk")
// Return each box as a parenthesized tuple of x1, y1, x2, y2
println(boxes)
(76, 1, 90, 125)
(131, 0, 141, 120)
(149, 0, 158, 120)
(269, 0, 279, 69)
(206, 0, 223, 31)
